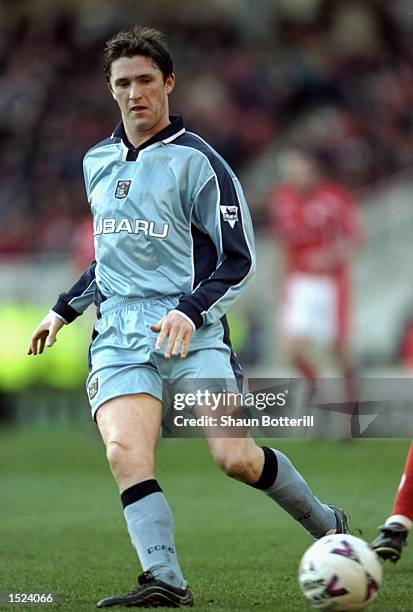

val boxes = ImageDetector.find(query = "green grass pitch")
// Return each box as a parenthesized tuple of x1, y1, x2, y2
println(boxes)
(0, 425, 412, 611)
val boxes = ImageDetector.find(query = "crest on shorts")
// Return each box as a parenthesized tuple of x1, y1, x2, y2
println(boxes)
(115, 180, 131, 199)
(88, 378, 99, 400)
(220, 205, 238, 228)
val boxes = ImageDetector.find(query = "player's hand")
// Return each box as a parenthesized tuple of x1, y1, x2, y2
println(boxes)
(27, 311, 65, 355)
(150, 312, 194, 359)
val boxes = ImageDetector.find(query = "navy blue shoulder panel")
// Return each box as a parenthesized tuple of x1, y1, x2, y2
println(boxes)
(85, 136, 121, 156)
(173, 131, 229, 176)
(170, 131, 254, 329)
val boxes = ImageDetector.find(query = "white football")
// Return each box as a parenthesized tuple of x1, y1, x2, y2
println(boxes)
(298, 534, 382, 611)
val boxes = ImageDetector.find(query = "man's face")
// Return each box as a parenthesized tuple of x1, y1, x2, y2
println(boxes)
(281, 151, 319, 191)
(109, 55, 175, 142)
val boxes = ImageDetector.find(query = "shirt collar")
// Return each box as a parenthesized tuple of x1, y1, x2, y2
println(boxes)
(112, 115, 185, 152)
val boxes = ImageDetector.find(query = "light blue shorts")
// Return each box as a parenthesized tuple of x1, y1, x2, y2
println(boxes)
(86, 295, 242, 419)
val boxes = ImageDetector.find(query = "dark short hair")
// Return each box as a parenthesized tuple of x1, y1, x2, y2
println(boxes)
(104, 26, 173, 83)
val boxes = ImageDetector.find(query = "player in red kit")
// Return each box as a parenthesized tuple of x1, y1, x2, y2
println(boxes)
(372, 442, 413, 561)
(268, 150, 362, 408)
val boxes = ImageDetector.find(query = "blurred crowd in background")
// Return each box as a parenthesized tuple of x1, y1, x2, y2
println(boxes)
(0, 0, 412, 256)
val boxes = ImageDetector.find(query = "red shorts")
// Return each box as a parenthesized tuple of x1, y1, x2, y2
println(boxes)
(282, 273, 349, 345)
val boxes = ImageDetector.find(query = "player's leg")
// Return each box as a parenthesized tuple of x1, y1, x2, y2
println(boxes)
(164, 313, 347, 541)
(95, 393, 192, 607)
(300, 276, 357, 438)
(391, 443, 413, 523)
(203, 433, 348, 539)
(372, 442, 413, 562)
(331, 340, 360, 437)
(281, 279, 317, 379)
(333, 274, 358, 408)
(286, 336, 318, 380)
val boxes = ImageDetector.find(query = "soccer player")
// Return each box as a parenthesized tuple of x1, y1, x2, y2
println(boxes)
(372, 442, 412, 562)
(28, 27, 349, 608)
(268, 150, 362, 407)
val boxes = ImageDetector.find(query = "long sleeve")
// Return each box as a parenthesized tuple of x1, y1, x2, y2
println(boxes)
(51, 260, 97, 323)
(174, 159, 256, 328)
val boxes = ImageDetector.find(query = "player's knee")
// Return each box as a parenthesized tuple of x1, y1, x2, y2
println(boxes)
(106, 440, 129, 473)
(105, 440, 152, 480)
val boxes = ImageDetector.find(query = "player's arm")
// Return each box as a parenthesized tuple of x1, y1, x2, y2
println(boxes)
(51, 259, 97, 322)
(341, 188, 363, 255)
(152, 162, 255, 358)
(307, 188, 363, 272)
(28, 260, 97, 355)
(268, 185, 306, 245)
(174, 162, 256, 328)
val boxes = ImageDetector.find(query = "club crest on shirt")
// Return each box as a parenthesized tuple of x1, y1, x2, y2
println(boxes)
(115, 180, 131, 199)
(88, 378, 99, 400)
(220, 205, 238, 228)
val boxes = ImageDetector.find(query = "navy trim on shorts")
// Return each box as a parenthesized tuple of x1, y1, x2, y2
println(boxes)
(220, 315, 244, 390)
(88, 327, 99, 372)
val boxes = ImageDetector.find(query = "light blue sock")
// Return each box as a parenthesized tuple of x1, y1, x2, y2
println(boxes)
(123, 485, 184, 588)
(264, 449, 336, 538)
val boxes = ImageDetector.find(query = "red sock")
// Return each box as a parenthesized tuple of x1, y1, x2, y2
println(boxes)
(343, 365, 358, 404)
(293, 356, 317, 380)
(391, 443, 413, 521)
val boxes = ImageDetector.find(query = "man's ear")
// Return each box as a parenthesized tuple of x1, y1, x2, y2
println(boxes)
(165, 73, 175, 95)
